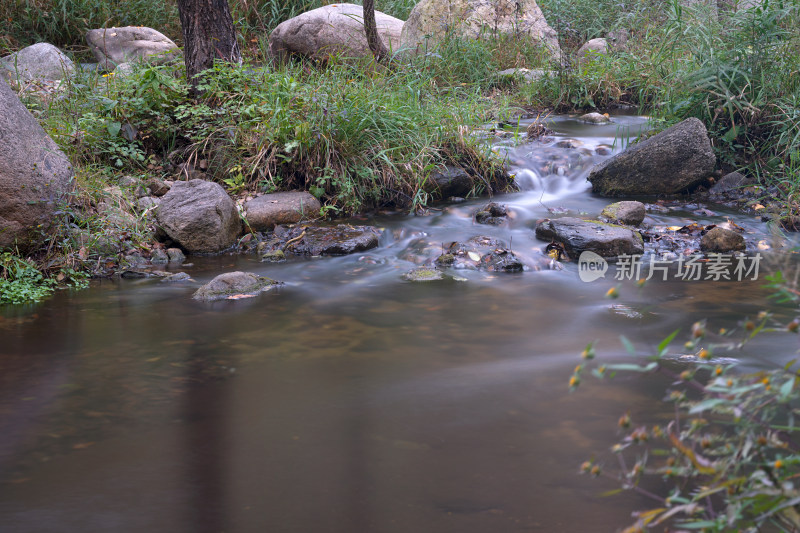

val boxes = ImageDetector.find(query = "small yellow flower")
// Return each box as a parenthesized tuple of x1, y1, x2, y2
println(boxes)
(606, 287, 619, 299)
(698, 348, 711, 360)
(775, 459, 784, 469)
(569, 375, 580, 388)
(714, 365, 723, 376)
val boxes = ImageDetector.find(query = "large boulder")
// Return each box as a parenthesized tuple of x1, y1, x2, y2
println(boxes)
(576, 38, 608, 63)
(0, 77, 74, 251)
(86, 26, 180, 70)
(1, 43, 75, 82)
(535, 217, 644, 257)
(401, 0, 561, 61)
(155, 180, 241, 253)
(244, 191, 320, 232)
(269, 4, 404, 62)
(587, 118, 716, 196)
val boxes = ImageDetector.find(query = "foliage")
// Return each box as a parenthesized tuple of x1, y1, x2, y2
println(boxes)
(0, 252, 57, 304)
(572, 280, 800, 532)
(37, 57, 507, 215)
(0, 0, 180, 51)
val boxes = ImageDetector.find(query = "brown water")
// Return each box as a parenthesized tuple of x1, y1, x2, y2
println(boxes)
(1, 116, 797, 533)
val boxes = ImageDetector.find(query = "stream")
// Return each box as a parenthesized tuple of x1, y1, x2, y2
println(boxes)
(1, 115, 798, 532)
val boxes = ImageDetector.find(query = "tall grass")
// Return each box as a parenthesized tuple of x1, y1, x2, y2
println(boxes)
(37, 55, 509, 214)
(0, 0, 180, 51)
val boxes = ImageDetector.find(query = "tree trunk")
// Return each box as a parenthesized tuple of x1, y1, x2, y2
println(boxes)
(177, 0, 241, 89)
(362, 0, 389, 64)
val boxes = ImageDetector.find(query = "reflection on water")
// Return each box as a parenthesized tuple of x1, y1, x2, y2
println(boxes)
(1, 116, 797, 532)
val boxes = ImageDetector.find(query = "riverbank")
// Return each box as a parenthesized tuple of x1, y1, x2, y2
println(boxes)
(1, 0, 798, 300)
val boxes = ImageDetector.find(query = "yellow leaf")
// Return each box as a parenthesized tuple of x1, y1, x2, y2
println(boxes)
(669, 432, 716, 474)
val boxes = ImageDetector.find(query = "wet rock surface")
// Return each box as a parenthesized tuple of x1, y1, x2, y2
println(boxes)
(588, 118, 716, 196)
(192, 271, 281, 301)
(403, 267, 447, 281)
(600, 201, 646, 226)
(579, 112, 610, 124)
(475, 202, 509, 225)
(535, 217, 644, 257)
(435, 236, 553, 272)
(427, 166, 476, 200)
(700, 226, 746, 253)
(269, 224, 382, 256)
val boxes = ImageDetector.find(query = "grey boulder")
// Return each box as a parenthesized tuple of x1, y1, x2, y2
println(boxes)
(269, 4, 404, 62)
(587, 118, 716, 196)
(1, 43, 75, 82)
(244, 191, 320, 232)
(0, 77, 74, 251)
(535, 217, 644, 257)
(401, 0, 561, 61)
(156, 179, 241, 253)
(576, 38, 608, 62)
(86, 26, 180, 69)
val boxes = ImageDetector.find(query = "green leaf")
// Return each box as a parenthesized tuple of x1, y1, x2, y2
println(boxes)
(657, 329, 680, 357)
(106, 121, 121, 137)
(606, 363, 652, 372)
(620, 335, 636, 355)
(689, 398, 728, 414)
(779, 377, 795, 400)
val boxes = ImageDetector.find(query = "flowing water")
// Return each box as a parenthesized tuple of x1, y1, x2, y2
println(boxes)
(1, 116, 798, 532)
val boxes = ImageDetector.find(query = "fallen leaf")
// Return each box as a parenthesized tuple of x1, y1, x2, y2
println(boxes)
(467, 251, 481, 262)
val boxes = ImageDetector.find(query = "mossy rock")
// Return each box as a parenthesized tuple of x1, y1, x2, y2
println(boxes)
(402, 267, 446, 282)
(192, 271, 282, 301)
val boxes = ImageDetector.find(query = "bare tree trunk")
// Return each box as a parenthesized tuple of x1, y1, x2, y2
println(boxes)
(363, 0, 389, 64)
(177, 0, 241, 90)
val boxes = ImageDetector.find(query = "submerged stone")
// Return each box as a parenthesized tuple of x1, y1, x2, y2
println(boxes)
(261, 249, 286, 262)
(279, 224, 381, 256)
(192, 271, 281, 301)
(480, 249, 524, 272)
(535, 217, 644, 257)
(475, 202, 509, 225)
(403, 267, 446, 282)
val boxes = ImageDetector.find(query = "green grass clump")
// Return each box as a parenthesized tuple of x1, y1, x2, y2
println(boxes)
(0, 0, 181, 51)
(36, 56, 510, 215)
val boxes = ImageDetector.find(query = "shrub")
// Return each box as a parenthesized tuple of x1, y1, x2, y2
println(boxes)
(573, 276, 800, 532)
